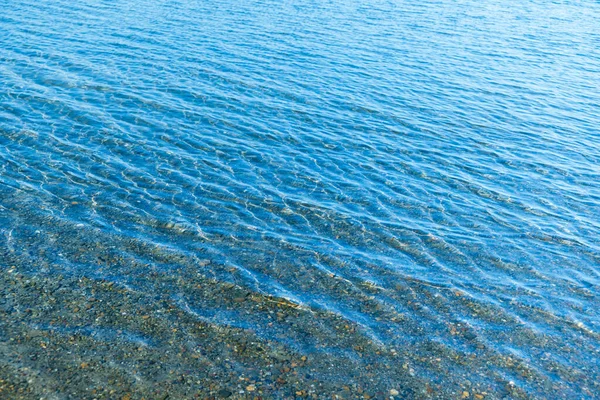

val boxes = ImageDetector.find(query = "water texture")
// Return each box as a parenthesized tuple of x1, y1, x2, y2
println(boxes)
(1, 0, 599, 398)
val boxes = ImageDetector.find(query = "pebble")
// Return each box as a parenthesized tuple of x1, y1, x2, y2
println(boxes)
(390, 389, 399, 396)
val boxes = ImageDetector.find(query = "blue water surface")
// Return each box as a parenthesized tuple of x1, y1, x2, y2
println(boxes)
(1, 0, 600, 398)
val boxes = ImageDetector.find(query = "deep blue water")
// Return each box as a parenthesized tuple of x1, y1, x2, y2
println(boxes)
(1, 0, 600, 398)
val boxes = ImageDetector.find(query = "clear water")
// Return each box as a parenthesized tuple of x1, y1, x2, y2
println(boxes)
(1, 0, 599, 398)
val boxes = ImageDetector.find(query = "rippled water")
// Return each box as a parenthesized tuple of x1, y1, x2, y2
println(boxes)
(1, 0, 600, 398)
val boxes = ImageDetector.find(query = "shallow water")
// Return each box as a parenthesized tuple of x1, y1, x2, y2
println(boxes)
(1, 0, 600, 398)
